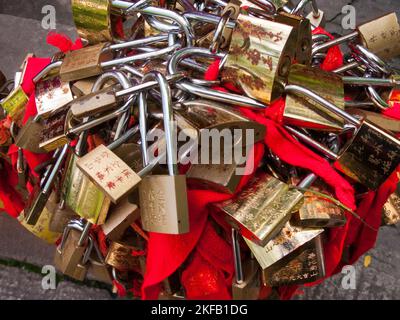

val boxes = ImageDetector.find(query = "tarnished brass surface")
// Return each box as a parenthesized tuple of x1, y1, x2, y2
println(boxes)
(285, 64, 345, 131)
(221, 14, 296, 104)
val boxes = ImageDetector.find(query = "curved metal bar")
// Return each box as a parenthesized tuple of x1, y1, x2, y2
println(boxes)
(167, 47, 265, 108)
(33, 61, 62, 83)
(284, 84, 361, 126)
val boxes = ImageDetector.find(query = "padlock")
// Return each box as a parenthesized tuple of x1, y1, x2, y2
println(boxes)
(39, 106, 70, 152)
(49, 199, 79, 233)
(349, 109, 400, 133)
(231, 229, 261, 300)
(220, 13, 297, 104)
(382, 191, 400, 226)
(14, 116, 46, 154)
(285, 84, 400, 190)
(0, 85, 28, 122)
(34, 35, 178, 83)
(173, 99, 266, 146)
(167, 47, 265, 108)
(71, 0, 113, 45)
(244, 221, 323, 270)
(284, 64, 345, 131)
(105, 240, 145, 273)
(212, 171, 304, 246)
(262, 234, 325, 286)
(24, 144, 69, 225)
(18, 195, 62, 245)
(274, 11, 312, 64)
(35, 76, 73, 117)
(138, 71, 190, 234)
(54, 220, 94, 281)
(101, 198, 140, 241)
(291, 185, 346, 228)
(312, 12, 400, 60)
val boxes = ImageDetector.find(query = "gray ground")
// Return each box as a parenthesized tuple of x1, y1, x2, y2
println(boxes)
(0, 0, 399, 300)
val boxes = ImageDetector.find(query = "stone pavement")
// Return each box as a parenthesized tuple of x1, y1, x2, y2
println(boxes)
(0, 0, 399, 300)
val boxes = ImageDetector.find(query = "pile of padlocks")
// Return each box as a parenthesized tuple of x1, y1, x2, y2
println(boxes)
(1, 0, 400, 299)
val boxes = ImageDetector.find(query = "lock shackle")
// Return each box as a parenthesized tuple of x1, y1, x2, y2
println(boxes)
(210, 8, 235, 53)
(232, 228, 244, 284)
(284, 84, 361, 126)
(59, 219, 85, 251)
(246, 0, 277, 14)
(183, 11, 236, 29)
(366, 86, 389, 110)
(112, 1, 195, 46)
(312, 31, 359, 56)
(103, 34, 169, 53)
(33, 61, 62, 84)
(100, 43, 181, 68)
(350, 44, 391, 76)
(93, 70, 132, 141)
(138, 71, 178, 176)
(312, 33, 330, 44)
(167, 47, 266, 108)
(291, 0, 319, 18)
(342, 75, 400, 88)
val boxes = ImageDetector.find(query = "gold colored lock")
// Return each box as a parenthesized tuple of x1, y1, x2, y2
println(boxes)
(284, 64, 345, 131)
(244, 221, 323, 270)
(0, 86, 28, 122)
(274, 11, 312, 65)
(71, 0, 113, 45)
(101, 198, 140, 241)
(174, 99, 266, 147)
(63, 154, 111, 225)
(221, 14, 297, 104)
(59, 43, 113, 82)
(14, 116, 46, 154)
(262, 235, 325, 286)
(382, 191, 400, 226)
(105, 240, 145, 273)
(213, 171, 303, 246)
(292, 188, 346, 228)
(48, 200, 79, 233)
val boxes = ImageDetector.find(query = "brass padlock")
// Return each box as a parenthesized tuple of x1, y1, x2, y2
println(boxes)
(101, 198, 140, 241)
(221, 13, 297, 104)
(49, 199, 79, 233)
(349, 109, 400, 134)
(105, 240, 145, 273)
(231, 229, 261, 300)
(292, 187, 346, 228)
(285, 84, 400, 190)
(63, 152, 111, 225)
(14, 116, 46, 154)
(313, 12, 400, 60)
(0, 85, 28, 122)
(262, 235, 325, 286)
(138, 72, 189, 234)
(382, 191, 400, 226)
(54, 220, 93, 281)
(284, 64, 345, 131)
(173, 99, 266, 147)
(71, 0, 113, 45)
(212, 171, 304, 246)
(244, 221, 323, 270)
(35, 76, 73, 117)
(274, 11, 312, 65)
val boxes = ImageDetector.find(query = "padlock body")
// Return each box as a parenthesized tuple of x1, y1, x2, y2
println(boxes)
(337, 120, 400, 190)
(244, 222, 323, 270)
(284, 64, 345, 131)
(71, 0, 113, 45)
(213, 172, 303, 247)
(60, 43, 112, 82)
(105, 241, 144, 272)
(357, 12, 400, 60)
(139, 175, 189, 234)
(221, 14, 296, 104)
(70, 89, 117, 119)
(262, 235, 325, 286)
